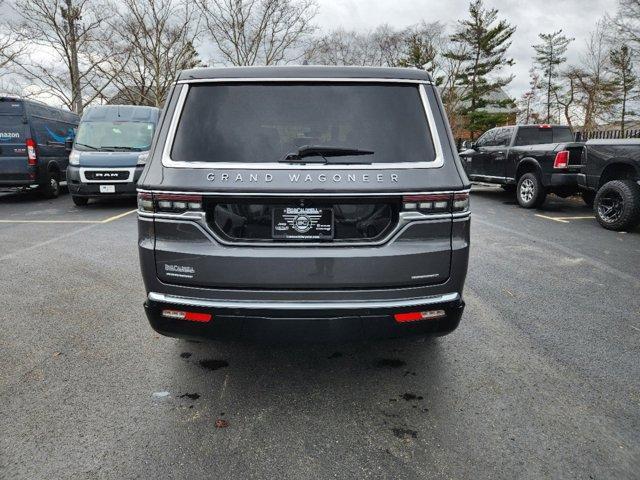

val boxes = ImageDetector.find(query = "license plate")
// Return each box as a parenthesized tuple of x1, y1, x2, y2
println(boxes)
(99, 184, 116, 193)
(272, 207, 334, 240)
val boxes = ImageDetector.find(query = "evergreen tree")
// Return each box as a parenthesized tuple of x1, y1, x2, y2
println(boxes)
(609, 44, 637, 135)
(532, 30, 573, 123)
(446, 0, 516, 138)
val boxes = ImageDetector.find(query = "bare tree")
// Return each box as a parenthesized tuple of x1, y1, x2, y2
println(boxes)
(0, 1, 25, 81)
(532, 30, 573, 123)
(195, 0, 317, 66)
(5, 0, 124, 113)
(397, 22, 447, 74)
(612, 0, 640, 54)
(555, 68, 580, 127)
(518, 68, 542, 124)
(609, 44, 637, 134)
(573, 20, 618, 130)
(305, 26, 405, 67)
(108, 0, 201, 107)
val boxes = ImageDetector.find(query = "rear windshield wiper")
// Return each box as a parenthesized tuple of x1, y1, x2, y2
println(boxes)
(279, 145, 374, 164)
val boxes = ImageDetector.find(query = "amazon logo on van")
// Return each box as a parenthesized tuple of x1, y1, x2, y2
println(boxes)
(0, 132, 20, 142)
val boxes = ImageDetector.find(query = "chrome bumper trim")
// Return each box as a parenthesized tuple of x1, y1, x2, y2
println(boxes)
(148, 292, 460, 311)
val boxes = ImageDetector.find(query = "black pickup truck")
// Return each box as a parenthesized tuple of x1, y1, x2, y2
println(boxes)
(460, 125, 585, 208)
(578, 139, 640, 231)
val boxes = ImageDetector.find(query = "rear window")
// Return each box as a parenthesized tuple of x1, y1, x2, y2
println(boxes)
(0, 116, 27, 144)
(514, 126, 574, 146)
(0, 100, 24, 115)
(171, 83, 436, 164)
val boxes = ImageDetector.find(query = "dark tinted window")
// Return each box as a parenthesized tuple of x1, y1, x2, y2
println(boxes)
(494, 127, 513, 146)
(171, 83, 436, 164)
(476, 129, 496, 148)
(515, 126, 574, 146)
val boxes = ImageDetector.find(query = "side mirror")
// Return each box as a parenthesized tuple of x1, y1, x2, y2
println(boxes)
(65, 137, 73, 153)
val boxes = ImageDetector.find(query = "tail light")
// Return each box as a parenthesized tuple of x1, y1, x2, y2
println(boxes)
(161, 309, 212, 323)
(26, 138, 37, 166)
(553, 150, 569, 169)
(402, 192, 469, 214)
(394, 310, 446, 323)
(137, 192, 203, 213)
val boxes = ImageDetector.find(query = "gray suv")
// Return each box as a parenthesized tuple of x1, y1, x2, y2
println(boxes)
(138, 66, 470, 341)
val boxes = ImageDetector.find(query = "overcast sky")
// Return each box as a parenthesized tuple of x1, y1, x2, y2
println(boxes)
(313, 0, 620, 98)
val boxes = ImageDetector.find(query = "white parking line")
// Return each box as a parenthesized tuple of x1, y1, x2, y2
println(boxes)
(535, 214, 570, 223)
(535, 214, 595, 223)
(100, 209, 137, 223)
(0, 209, 137, 225)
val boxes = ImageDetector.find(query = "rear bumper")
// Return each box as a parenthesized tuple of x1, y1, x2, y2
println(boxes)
(548, 172, 581, 188)
(144, 292, 465, 342)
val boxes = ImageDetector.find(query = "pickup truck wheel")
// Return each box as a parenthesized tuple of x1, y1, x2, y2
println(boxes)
(517, 173, 546, 208)
(72, 195, 89, 206)
(594, 180, 640, 231)
(581, 190, 595, 207)
(40, 171, 60, 199)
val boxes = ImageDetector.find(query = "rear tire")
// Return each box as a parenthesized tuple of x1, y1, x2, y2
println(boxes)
(72, 195, 89, 206)
(40, 170, 60, 199)
(581, 190, 596, 208)
(516, 172, 546, 208)
(594, 180, 640, 231)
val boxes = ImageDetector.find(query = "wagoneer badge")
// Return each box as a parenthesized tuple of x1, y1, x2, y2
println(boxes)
(206, 172, 399, 183)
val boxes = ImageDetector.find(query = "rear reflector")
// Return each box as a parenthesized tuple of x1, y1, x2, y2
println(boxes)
(553, 150, 569, 169)
(394, 309, 446, 323)
(162, 309, 212, 323)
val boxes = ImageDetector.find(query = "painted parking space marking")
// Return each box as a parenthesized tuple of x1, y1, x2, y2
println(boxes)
(0, 209, 137, 225)
(535, 214, 595, 223)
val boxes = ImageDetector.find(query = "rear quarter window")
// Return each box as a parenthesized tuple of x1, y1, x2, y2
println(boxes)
(170, 83, 437, 164)
(515, 127, 574, 146)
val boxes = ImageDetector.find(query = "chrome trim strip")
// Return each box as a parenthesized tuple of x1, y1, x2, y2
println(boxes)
(146, 214, 459, 248)
(136, 188, 470, 197)
(148, 291, 459, 311)
(470, 175, 515, 181)
(80, 167, 136, 184)
(160, 82, 444, 170)
(176, 77, 433, 85)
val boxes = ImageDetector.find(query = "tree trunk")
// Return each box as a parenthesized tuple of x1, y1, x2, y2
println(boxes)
(64, 0, 83, 114)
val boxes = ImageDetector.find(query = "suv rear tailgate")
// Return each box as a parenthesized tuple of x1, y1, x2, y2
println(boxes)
(154, 215, 452, 289)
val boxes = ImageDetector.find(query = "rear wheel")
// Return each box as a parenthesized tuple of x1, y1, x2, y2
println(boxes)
(594, 180, 640, 231)
(516, 172, 546, 208)
(40, 170, 60, 199)
(72, 195, 89, 206)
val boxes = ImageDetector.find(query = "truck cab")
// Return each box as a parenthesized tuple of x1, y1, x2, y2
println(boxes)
(67, 105, 160, 206)
(460, 125, 584, 208)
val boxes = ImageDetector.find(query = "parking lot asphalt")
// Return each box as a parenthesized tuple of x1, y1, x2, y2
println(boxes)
(1, 187, 639, 480)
